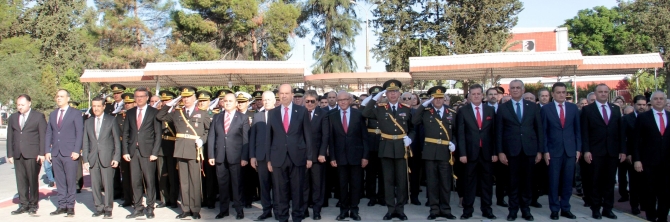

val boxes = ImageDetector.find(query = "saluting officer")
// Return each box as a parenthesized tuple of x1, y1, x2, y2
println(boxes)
(157, 86, 212, 220)
(105, 84, 126, 115)
(362, 79, 415, 221)
(156, 91, 179, 209)
(363, 86, 385, 207)
(412, 86, 457, 220)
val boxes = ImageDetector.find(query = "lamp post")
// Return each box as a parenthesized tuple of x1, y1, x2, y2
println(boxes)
(351, 0, 372, 72)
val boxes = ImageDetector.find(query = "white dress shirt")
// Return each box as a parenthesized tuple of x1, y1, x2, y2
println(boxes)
(280, 102, 293, 123)
(471, 103, 484, 127)
(595, 101, 611, 121)
(554, 101, 566, 117)
(434, 106, 445, 118)
(511, 98, 524, 118)
(57, 106, 70, 125)
(340, 107, 351, 126)
(653, 108, 667, 133)
(137, 104, 148, 125)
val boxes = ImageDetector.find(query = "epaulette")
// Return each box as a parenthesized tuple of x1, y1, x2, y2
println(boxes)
(212, 110, 220, 114)
(424, 107, 432, 111)
(400, 103, 411, 108)
(380, 103, 388, 108)
(448, 108, 456, 113)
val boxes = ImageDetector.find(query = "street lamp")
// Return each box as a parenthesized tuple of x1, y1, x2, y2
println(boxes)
(351, 0, 373, 72)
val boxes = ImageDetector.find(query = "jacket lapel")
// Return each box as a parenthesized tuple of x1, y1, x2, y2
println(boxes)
(288, 104, 299, 133)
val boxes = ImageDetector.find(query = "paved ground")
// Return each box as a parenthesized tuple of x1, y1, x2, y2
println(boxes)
(0, 139, 650, 221)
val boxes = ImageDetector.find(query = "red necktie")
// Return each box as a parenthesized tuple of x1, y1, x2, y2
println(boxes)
(57, 109, 64, 128)
(659, 112, 665, 136)
(137, 108, 143, 130)
(342, 110, 348, 134)
(559, 104, 565, 128)
(476, 106, 482, 147)
(224, 112, 231, 134)
(602, 105, 609, 125)
(283, 107, 289, 133)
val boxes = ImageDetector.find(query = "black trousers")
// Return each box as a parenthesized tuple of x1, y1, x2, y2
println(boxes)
(425, 159, 453, 215)
(627, 162, 642, 210)
(462, 156, 493, 216)
(76, 157, 84, 190)
(325, 155, 340, 201)
(364, 151, 384, 201)
(201, 160, 218, 205)
(130, 153, 156, 210)
(157, 155, 179, 205)
(532, 159, 548, 202)
(90, 161, 115, 212)
(589, 156, 618, 212)
(454, 159, 467, 197)
(303, 161, 325, 214)
(617, 161, 630, 197)
(408, 152, 423, 199)
(338, 165, 363, 214)
(119, 159, 133, 204)
(494, 161, 509, 202)
(216, 161, 243, 213)
(507, 155, 535, 215)
(257, 160, 277, 215)
(14, 155, 41, 209)
(243, 165, 259, 204)
(272, 157, 306, 222)
(579, 158, 593, 205)
(381, 157, 408, 214)
(641, 164, 670, 222)
(178, 158, 202, 213)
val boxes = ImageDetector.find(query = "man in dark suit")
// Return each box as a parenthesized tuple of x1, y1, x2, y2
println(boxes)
(266, 84, 314, 222)
(328, 91, 367, 221)
(45, 89, 84, 217)
(412, 86, 458, 220)
(456, 84, 497, 220)
(621, 95, 647, 215)
(495, 80, 544, 221)
(236, 91, 258, 209)
(633, 91, 670, 222)
(156, 91, 179, 209)
(157, 86, 212, 220)
(122, 87, 162, 219)
(207, 92, 250, 219)
(581, 84, 626, 220)
(302, 90, 329, 220)
(362, 79, 415, 221)
(197, 91, 218, 210)
(249, 91, 277, 220)
(116, 93, 135, 207)
(541, 82, 581, 220)
(322, 91, 339, 207)
(82, 97, 121, 218)
(7, 94, 46, 216)
(363, 86, 385, 207)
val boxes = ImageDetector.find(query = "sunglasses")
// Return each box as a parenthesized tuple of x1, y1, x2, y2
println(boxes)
(402, 97, 412, 100)
(305, 100, 316, 104)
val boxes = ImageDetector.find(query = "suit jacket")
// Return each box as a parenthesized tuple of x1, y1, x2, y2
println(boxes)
(456, 103, 496, 161)
(208, 110, 249, 164)
(157, 107, 211, 160)
(249, 111, 269, 161)
(580, 102, 625, 157)
(328, 108, 368, 165)
(622, 112, 637, 156)
(540, 102, 581, 157)
(495, 99, 544, 156)
(83, 114, 121, 167)
(266, 104, 313, 167)
(123, 106, 162, 157)
(45, 107, 84, 156)
(7, 110, 47, 158)
(309, 108, 330, 160)
(632, 110, 670, 166)
(362, 100, 415, 159)
(411, 104, 455, 161)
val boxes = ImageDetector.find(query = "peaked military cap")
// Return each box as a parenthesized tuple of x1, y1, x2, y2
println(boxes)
(122, 93, 135, 103)
(68, 101, 80, 108)
(293, 88, 305, 97)
(215, 89, 234, 99)
(159, 90, 176, 101)
(419, 93, 429, 99)
(252, 91, 263, 100)
(428, 86, 447, 98)
(196, 91, 212, 101)
(236, 92, 252, 102)
(110, 84, 126, 93)
(383, 79, 402, 91)
(368, 86, 384, 95)
(105, 96, 114, 104)
(178, 86, 197, 97)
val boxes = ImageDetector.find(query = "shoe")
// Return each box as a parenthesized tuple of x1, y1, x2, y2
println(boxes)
(48, 182, 55, 187)
(507, 214, 517, 221)
(313, 213, 321, 220)
(103, 212, 112, 219)
(592, 211, 602, 219)
(602, 210, 617, 219)
(410, 197, 421, 205)
(66, 208, 75, 217)
(244, 203, 252, 209)
(522, 213, 534, 221)
(208, 203, 216, 209)
(497, 200, 509, 207)
(550, 212, 559, 220)
(428, 214, 437, 220)
(170, 203, 179, 208)
(118, 202, 132, 207)
(28, 208, 37, 215)
(378, 199, 386, 206)
(257, 212, 272, 220)
(442, 213, 456, 219)
(350, 213, 361, 221)
(215, 212, 229, 219)
(576, 189, 583, 196)
(253, 196, 260, 201)
(460, 214, 472, 220)
(425, 201, 429, 206)
(618, 196, 629, 202)
(336, 201, 342, 207)
(156, 203, 166, 208)
(11, 207, 28, 215)
(236, 213, 244, 220)
(529, 201, 542, 208)
(483, 213, 497, 220)
(397, 213, 408, 220)
(632, 207, 641, 215)
(126, 210, 145, 219)
(50, 208, 67, 216)
(192, 212, 201, 219)
(76, 189, 81, 193)
(383, 213, 393, 220)
(336, 213, 347, 220)
(145, 208, 155, 219)
(176, 212, 192, 219)
(561, 211, 576, 219)
(584, 202, 591, 207)
(304, 210, 309, 217)
(367, 199, 376, 206)
(92, 211, 104, 217)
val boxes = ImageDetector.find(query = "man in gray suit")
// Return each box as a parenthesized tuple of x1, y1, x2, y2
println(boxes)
(82, 97, 121, 219)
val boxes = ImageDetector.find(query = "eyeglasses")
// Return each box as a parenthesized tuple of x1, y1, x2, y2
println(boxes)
(305, 100, 316, 104)
(402, 97, 412, 100)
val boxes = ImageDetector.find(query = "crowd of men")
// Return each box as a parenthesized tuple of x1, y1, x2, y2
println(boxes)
(5, 79, 670, 222)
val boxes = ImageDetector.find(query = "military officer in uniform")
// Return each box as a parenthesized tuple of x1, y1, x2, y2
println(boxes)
(293, 88, 306, 106)
(157, 86, 212, 220)
(236, 92, 258, 208)
(362, 80, 415, 221)
(252, 91, 264, 111)
(195, 91, 218, 210)
(363, 86, 385, 207)
(117, 93, 135, 207)
(105, 84, 126, 114)
(156, 91, 179, 209)
(412, 86, 457, 220)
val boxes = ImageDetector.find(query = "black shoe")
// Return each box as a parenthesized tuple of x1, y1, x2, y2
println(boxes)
(192, 212, 201, 219)
(11, 207, 28, 215)
(208, 203, 216, 209)
(257, 212, 272, 220)
(76, 189, 81, 193)
(367, 199, 377, 206)
(350, 213, 361, 221)
(428, 214, 437, 220)
(28, 208, 37, 215)
(48, 182, 55, 187)
(618, 196, 629, 202)
(126, 210, 145, 218)
(337, 213, 348, 220)
(313, 212, 321, 220)
(561, 211, 576, 219)
(529, 201, 542, 208)
(304, 210, 309, 217)
(236, 213, 244, 220)
(176, 212, 192, 219)
(522, 213, 534, 221)
(103, 212, 112, 219)
(584, 202, 591, 207)
(244, 203, 252, 209)
(497, 200, 509, 207)
(442, 213, 456, 219)
(378, 199, 386, 206)
(507, 214, 517, 221)
(66, 208, 75, 217)
(216, 212, 229, 219)
(383, 213, 393, 220)
(118, 202, 132, 207)
(550, 212, 559, 220)
(410, 197, 421, 205)
(632, 207, 641, 215)
(50, 208, 67, 216)
(460, 214, 472, 220)
(483, 213, 497, 220)
(397, 213, 408, 220)
(170, 203, 179, 208)
(92, 211, 104, 217)
(592, 211, 602, 219)
(156, 203, 166, 208)
(602, 210, 617, 219)
(336, 201, 342, 207)
(145, 208, 155, 219)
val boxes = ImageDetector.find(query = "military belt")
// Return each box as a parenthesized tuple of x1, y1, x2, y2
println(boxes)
(380, 133, 406, 140)
(425, 137, 449, 145)
(162, 135, 177, 141)
(176, 133, 200, 140)
(367, 128, 381, 134)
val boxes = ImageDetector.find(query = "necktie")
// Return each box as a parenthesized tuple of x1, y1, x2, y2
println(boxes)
(437, 109, 441, 118)
(186, 109, 190, 117)
(224, 112, 231, 134)
(516, 102, 522, 122)
(559, 104, 565, 128)
(20, 114, 25, 130)
(283, 107, 289, 133)
(602, 105, 609, 125)
(476, 106, 482, 147)
(137, 108, 143, 130)
(57, 109, 64, 128)
(342, 110, 348, 133)
(659, 112, 665, 136)
(95, 117, 101, 139)
(392, 105, 397, 116)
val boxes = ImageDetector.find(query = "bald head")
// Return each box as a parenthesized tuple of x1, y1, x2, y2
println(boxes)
(337, 90, 352, 110)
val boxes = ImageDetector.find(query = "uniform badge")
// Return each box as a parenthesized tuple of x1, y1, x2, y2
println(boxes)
(193, 114, 201, 118)
(399, 113, 406, 117)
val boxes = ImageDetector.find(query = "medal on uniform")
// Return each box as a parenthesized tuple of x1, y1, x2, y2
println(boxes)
(195, 121, 199, 128)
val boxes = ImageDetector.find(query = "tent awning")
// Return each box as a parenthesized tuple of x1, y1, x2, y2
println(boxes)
(80, 69, 155, 87)
(304, 72, 412, 86)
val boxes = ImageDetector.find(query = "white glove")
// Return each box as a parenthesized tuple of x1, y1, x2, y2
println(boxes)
(112, 101, 124, 114)
(151, 101, 160, 108)
(422, 97, 434, 107)
(373, 90, 387, 100)
(361, 96, 372, 107)
(449, 142, 456, 152)
(209, 98, 220, 111)
(166, 96, 182, 107)
(403, 136, 412, 147)
(195, 139, 203, 147)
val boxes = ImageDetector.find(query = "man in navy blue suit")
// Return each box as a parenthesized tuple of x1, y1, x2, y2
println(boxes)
(45, 89, 84, 217)
(249, 91, 277, 220)
(540, 82, 581, 220)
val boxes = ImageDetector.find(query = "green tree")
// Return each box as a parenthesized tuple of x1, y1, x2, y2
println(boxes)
(0, 0, 23, 41)
(0, 36, 44, 109)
